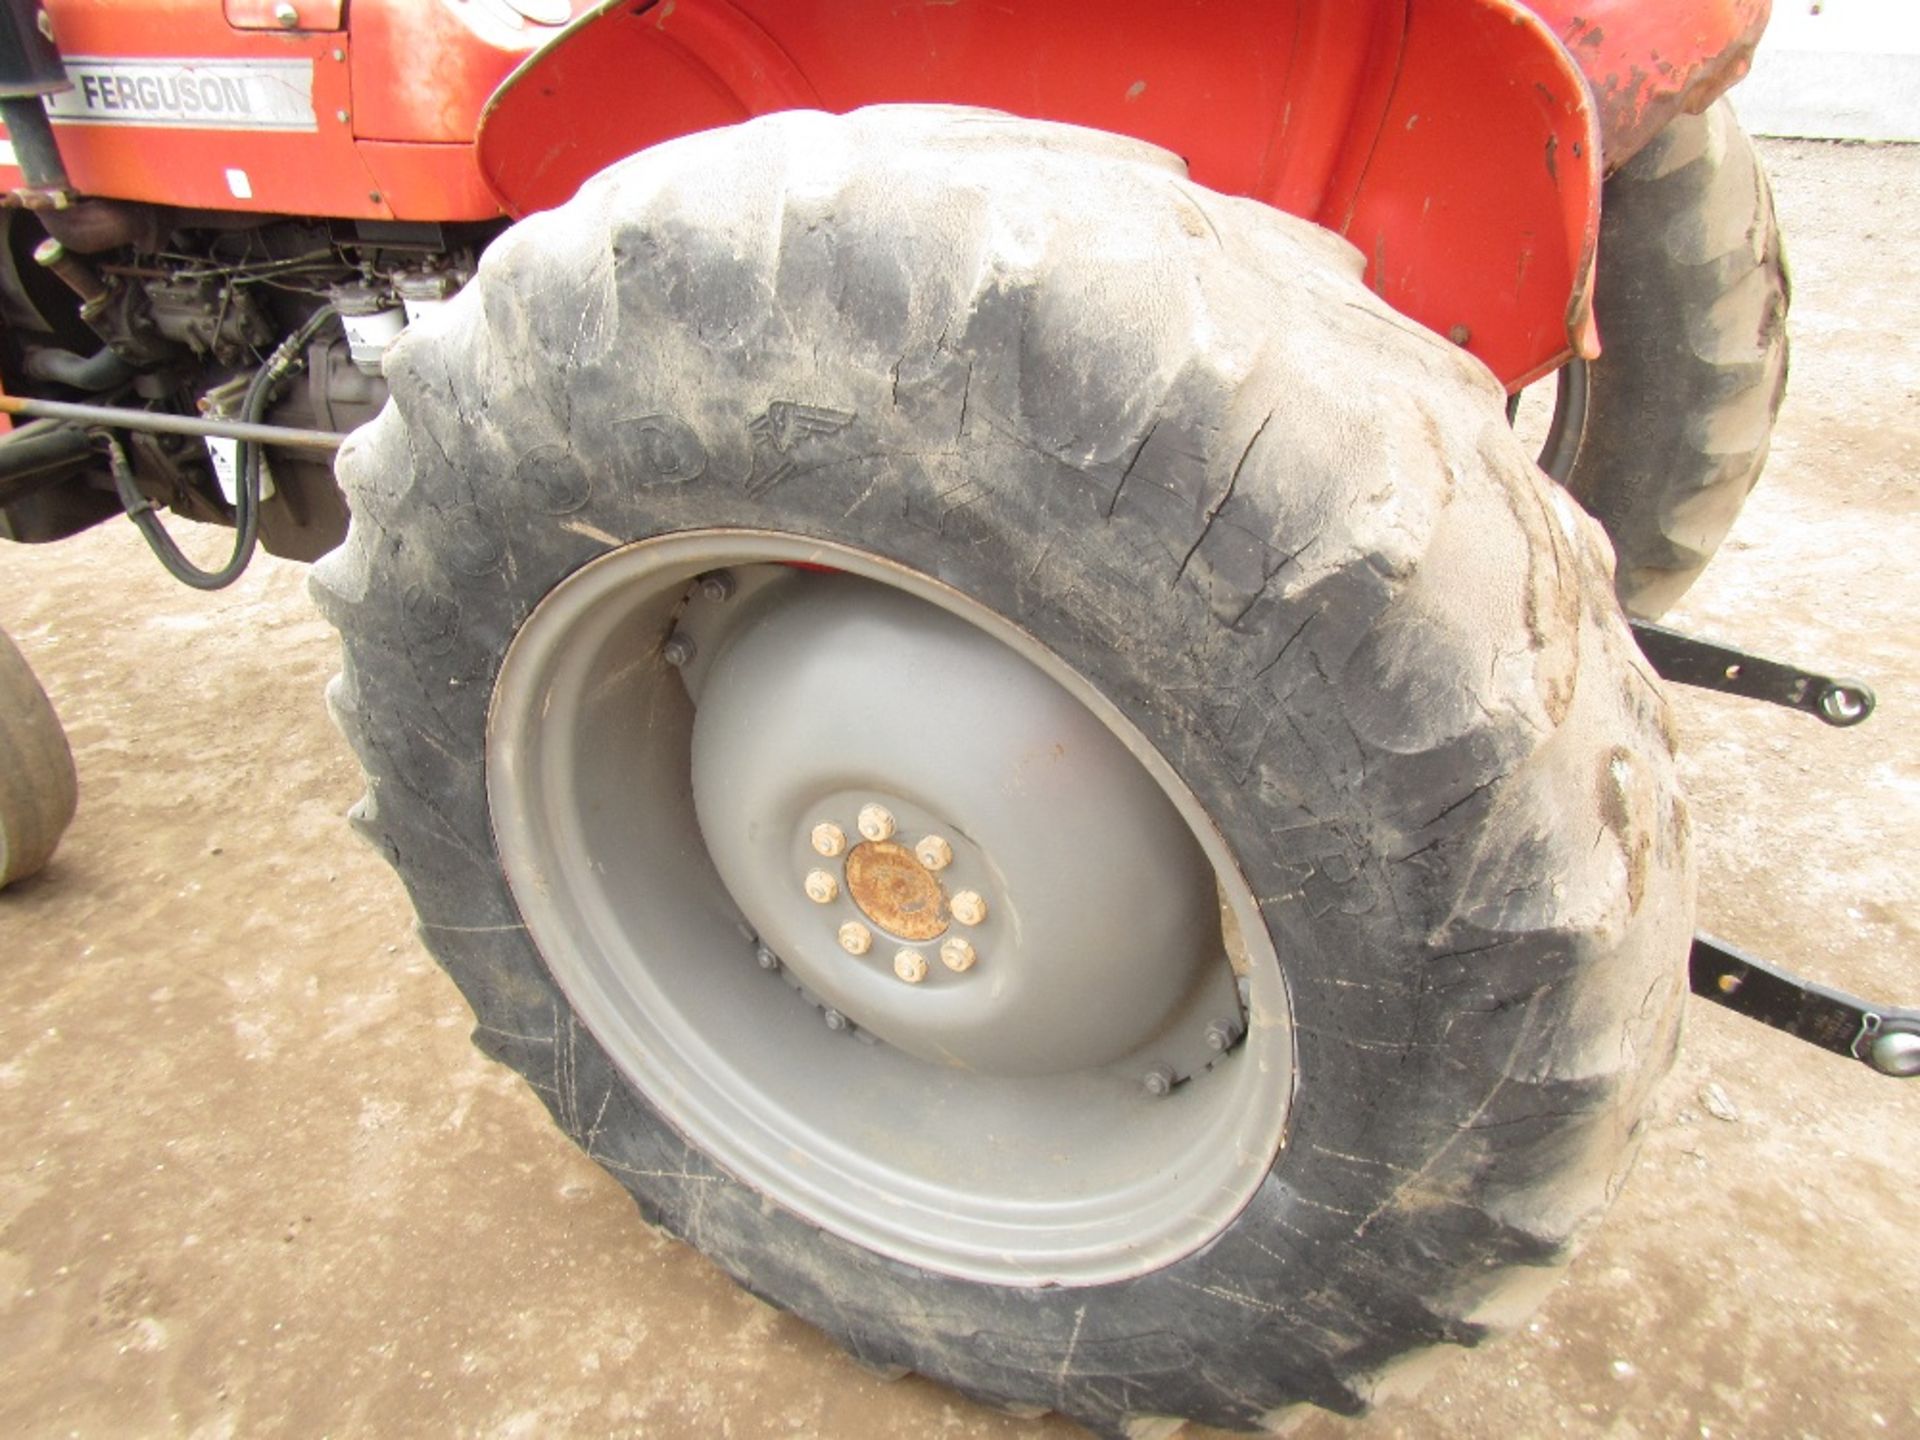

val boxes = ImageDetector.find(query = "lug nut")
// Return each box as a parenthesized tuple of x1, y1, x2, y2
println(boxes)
(914, 834, 953, 871)
(838, 921, 873, 956)
(804, 869, 839, 904)
(893, 950, 929, 984)
(939, 937, 976, 973)
(662, 630, 697, 667)
(950, 890, 987, 926)
(1204, 1020, 1238, 1053)
(697, 569, 737, 603)
(822, 1008, 849, 1033)
(1143, 1065, 1175, 1097)
(857, 803, 896, 842)
(810, 821, 847, 858)
(754, 943, 781, 973)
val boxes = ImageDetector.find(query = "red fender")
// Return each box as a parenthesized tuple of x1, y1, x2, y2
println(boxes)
(0, 2, 1765, 389)
(1526, 0, 1771, 169)
(478, 0, 1607, 388)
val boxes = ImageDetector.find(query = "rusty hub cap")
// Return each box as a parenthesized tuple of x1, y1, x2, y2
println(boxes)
(843, 839, 949, 941)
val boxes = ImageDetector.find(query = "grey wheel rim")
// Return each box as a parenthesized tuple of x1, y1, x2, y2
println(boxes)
(486, 530, 1294, 1285)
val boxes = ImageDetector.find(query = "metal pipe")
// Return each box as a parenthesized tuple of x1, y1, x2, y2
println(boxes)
(31, 238, 110, 306)
(0, 95, 68, 192)
(0, 393, 346, 452)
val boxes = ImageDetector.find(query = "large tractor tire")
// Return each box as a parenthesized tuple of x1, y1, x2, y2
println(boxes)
(314, 108, 1693, 1433)
(1551, 99, 1791, 619)
(0, 625, 78, 889)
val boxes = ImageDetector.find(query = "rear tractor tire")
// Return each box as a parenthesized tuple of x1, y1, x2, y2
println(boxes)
(315, 107, 1693, 1434)
(0, 626, 78, 889)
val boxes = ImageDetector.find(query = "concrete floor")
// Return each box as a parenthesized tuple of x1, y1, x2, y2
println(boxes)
(1, 138, 1915, 1439)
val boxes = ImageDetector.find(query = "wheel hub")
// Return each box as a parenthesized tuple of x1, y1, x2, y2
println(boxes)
(688, 573, 1223, 1076)
(486, 531, 1293, 1284)
(842, 838, 949, 941)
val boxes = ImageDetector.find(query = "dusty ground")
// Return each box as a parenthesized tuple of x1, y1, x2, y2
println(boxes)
(2, 138, 1915, 1439)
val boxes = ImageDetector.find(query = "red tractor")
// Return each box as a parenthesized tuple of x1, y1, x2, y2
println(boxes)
(0, 2, 1905, 1433)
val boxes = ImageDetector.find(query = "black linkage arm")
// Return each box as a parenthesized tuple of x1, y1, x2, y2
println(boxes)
(1691, 934, 1919, 1078)
(1631, 620, 1875, 726)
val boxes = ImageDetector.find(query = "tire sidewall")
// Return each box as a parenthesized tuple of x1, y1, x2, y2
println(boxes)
(323, 109, 1692, 1427)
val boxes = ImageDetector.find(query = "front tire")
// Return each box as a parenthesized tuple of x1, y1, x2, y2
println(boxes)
(0, 625, 77, 889)
(315, 107, 1692, 1432)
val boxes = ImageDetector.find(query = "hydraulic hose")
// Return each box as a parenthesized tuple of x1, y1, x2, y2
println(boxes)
(22, 344, 136, 392)
(111, 305, 338, 591)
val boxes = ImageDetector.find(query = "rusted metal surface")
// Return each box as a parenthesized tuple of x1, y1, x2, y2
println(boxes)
(845, 840, 950, 942)
(1524, 0, 1772, 169)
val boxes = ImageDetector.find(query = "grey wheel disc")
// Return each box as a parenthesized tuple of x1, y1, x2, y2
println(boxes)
(486, 530, 1293, 1285)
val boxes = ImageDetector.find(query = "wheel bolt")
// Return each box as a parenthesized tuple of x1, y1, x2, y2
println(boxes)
(662, 630, 697, 667)
(754, 943, 781, 973)
(1143, 1065, 1175, 1097)
(697, 569, 737, 603)
(1205, 1020, 1238, 1053)
(939, 937, 976, 973)
(857, 803, 896, 842)
(914, 834, 953, 871)
(950, 890, 987, 926)
(822, 1008, 849, 1032)
(893, 950, 929, 984)
(804, 869, 839, 904)
(838, 921, 873, 956)
(811, 821, 847, 858)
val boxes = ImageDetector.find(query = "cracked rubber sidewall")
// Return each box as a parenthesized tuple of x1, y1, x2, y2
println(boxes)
(314, 107, 1695, 1434)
